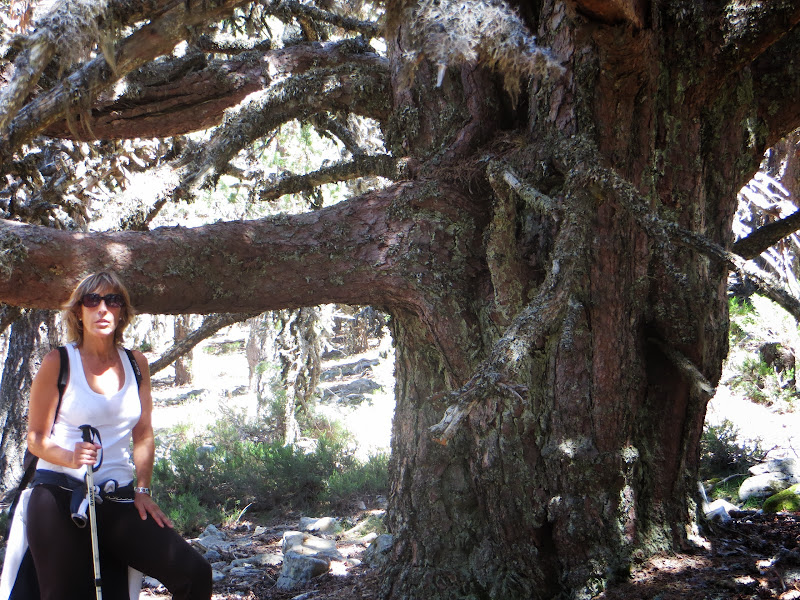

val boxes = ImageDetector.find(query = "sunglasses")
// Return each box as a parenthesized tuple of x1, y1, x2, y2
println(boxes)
(81, 293, 125, 308)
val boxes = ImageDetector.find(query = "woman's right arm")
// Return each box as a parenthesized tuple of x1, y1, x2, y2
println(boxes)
(27, 349, 97, 469)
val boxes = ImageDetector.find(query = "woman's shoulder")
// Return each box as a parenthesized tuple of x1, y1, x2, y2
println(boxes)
(34, 348, 66, 383)
(123, 347, 150, 376)
(41, 347, 62, 363)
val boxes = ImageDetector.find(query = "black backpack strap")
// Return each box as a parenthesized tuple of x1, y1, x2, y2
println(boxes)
(124, 348, 142, 389)
(7, 346, 70, 535)
(55, 345, 69, 419)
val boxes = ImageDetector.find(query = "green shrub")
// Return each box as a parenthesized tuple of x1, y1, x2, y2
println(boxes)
(726, 294, 798, 407)
(164, 492, 222, 534)
(699, 419, 764, 480)
(151, 413, 389, 535)
(203, 340, 244, 355)
(325, 452, 390, 500)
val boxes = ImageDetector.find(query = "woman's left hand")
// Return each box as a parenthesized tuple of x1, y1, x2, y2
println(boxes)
(134, 492, 174, 528)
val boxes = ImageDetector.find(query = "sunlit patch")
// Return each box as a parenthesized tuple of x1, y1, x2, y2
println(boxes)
(328, 560, 349, 576)
(559, 439, 578, 457)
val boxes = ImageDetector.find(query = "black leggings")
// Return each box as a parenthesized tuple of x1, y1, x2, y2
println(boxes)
(27, 484, 212, 600)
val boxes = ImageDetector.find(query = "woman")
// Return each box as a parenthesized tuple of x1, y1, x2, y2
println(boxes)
(26, 272, 212, 599)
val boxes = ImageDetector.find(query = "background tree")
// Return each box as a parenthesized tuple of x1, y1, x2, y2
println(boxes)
(3, 1, 800, 598)
(173, 314, 194, 385)
(0, 309, 55, 486)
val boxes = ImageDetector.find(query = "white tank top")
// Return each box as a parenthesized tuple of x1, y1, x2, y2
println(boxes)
(37, 343, 142, 484)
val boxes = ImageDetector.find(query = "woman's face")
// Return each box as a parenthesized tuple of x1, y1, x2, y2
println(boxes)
(79, 286, 124, 340)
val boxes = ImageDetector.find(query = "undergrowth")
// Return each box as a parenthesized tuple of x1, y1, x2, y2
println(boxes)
(725, 295, 798, 407)
(699, 419, 765, 481)
(700, 294, 789, 506)
(700, 419, 766, 507)
(152, 411, 389, 535)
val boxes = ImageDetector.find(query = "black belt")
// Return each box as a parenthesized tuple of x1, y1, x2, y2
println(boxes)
(33, 469, 135, 528)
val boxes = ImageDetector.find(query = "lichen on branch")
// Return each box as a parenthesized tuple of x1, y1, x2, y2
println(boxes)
(258, 154, 400, 202)
(0, 228, 28, 278)
(179, 62, 390, 194)
(0, 0, 113, 134)
(399, 0, 563, 101)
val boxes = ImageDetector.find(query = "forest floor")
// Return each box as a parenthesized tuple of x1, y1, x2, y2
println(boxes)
(599, 512, 800, 600)
(142, 509, 800, 600)
(144, 327, 800, 600)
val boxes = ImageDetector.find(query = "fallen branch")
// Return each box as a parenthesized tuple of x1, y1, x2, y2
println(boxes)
(149, 312, 259, 376)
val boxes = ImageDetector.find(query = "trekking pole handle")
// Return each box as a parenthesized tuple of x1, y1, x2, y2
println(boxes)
(78, 425, 103, 472)
(79, 424, 93, 444)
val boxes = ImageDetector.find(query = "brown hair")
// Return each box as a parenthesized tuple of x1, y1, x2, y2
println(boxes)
(62, 272, 135, 346)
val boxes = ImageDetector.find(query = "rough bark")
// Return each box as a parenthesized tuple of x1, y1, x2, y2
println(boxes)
(276, 308, 320, 445)
(381, 3, 800, 599)
(0, 309, 54, 491)
(245, 308, 320, 444)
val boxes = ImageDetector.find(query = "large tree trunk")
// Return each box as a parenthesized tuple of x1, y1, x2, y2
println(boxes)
(381, 4, 756, 599)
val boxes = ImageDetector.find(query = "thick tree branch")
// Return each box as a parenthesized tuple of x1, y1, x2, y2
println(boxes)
(0, 0, 181, 133)
(149, 312, 258, 375)
(732, 210, 800, 260)
(42, 55, 265, 141)
(0, 33, 56, 134)
(274, 1, 380, 38)
(40, 39, 383, 141)
(258, 155, 399, 201)
(179, 62, 390, 194)
(0, 0, 251, 163)
(0, 179, 478, 315)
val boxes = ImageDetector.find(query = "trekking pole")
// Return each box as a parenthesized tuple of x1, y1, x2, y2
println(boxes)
(79, 424, 103, 600)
